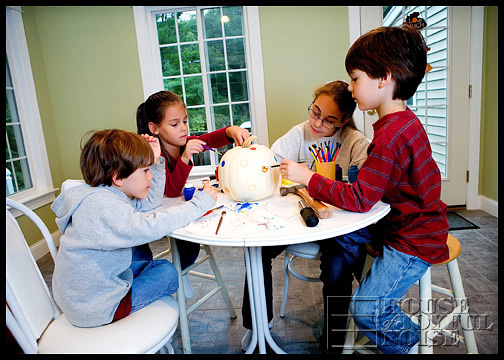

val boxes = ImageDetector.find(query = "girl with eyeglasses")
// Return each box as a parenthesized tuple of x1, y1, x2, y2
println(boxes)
(240, 80, 369, 353)
(271, 80, 368, 176)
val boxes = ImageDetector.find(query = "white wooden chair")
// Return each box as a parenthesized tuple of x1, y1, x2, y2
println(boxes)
(154, 238, 237, 354)
(6, 198, 179, 354)
(59, 180, 237, 354)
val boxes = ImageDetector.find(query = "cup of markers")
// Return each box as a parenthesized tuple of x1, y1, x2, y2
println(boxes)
(309, 139, 341, 181)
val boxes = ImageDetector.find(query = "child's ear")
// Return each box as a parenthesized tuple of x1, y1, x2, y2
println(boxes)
(148, 122, 159, 135)
(111, 173, 124, 187)
(378, 72, 393, 89)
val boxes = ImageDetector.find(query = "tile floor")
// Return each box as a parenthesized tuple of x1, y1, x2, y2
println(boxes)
(36, 209, 497, 354)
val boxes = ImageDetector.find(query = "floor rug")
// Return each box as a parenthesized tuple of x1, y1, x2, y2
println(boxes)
(446, 211, 480, 230)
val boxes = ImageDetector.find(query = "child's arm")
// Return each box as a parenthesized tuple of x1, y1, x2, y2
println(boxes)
(100, 187, 217, 248)
(195, 126, 249, 149)
(132, 135, 165, 210)
(163, 155, 192, 197)
(131, 160, 166, 211)
(83, 187, 217, 251)
(308, 143, 399, 213)
(224, 126, 250, 146)
(140, 134, 161, 164)
(280, 142, 398, 213)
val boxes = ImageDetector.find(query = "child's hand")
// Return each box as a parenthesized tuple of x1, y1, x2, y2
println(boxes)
(279, 159, 314, 186)
(181, 139, 205, 164)
(201, 182, 218, 202)
(225, 126, 250, 146)
(140, 134, 161, 163)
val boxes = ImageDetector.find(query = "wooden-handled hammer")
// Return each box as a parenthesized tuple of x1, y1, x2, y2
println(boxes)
(279, 184, 333, 219)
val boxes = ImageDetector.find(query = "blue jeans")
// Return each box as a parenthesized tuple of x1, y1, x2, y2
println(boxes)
(350, 243, 430, 354)
(129, 246, 179, 314)
(319, 226, 373, 351)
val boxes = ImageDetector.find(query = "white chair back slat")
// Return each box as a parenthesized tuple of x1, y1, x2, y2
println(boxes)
(6, 210, 58, 344)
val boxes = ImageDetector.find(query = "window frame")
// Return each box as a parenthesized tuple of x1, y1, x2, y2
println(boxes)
(6, 6, 56, 215)
(133, 6, 268, 177)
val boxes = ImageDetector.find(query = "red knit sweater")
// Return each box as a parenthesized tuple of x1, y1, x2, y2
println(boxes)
(161, 126, 232, 197)
(308, 108, 449, 264)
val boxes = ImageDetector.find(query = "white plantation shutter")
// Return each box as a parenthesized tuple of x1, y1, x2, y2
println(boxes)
(383, 6, 448, 177)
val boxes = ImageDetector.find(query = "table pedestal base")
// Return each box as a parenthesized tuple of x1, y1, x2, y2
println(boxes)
(243, 246, 286, 354)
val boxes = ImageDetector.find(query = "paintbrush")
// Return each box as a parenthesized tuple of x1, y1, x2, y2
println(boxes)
(200, 205, 224, 218)
(215, 211, 226, 235)
(270, 160, 308, 168)
(202, 144, 223, 155)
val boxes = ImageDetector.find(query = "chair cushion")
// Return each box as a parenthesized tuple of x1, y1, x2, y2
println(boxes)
(38, 295, 179, 354)
(286, 242, 321, 258)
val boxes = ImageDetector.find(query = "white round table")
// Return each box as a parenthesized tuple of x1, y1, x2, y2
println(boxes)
(162, 188, 390, 354)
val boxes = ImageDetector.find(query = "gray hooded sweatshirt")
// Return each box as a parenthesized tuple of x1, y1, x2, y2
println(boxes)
(51, 160, 215, 327)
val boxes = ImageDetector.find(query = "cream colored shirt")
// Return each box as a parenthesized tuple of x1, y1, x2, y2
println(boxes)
(271, 120, 369, 176)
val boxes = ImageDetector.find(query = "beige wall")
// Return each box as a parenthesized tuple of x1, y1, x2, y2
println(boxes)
(479, 6, 498, 201)
(258, 6, 351, 145)
(18, 6, 498, 246)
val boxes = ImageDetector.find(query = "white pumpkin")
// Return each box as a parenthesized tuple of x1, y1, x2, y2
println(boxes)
(218, 136, 280, 201)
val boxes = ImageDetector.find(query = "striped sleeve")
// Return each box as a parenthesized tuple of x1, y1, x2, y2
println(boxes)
(308, 142, 400, 213)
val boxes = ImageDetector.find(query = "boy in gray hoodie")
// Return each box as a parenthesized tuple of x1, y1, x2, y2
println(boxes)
(51, 129, 217, 327)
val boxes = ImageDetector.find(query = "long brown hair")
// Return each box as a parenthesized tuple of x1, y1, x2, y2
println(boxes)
(314, 80, 358, 130)
(136, 90, 185, 135)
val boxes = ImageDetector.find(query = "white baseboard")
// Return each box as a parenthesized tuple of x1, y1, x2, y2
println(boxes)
(30, 230, 62, 260)
(480, 195, 498, 218)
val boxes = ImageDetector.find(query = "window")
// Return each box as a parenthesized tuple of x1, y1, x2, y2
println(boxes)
(6, 6, 56, 212)
(6, 56, 32, 195)
(383, 6, 448, 177)
(133, 6, 268, 177)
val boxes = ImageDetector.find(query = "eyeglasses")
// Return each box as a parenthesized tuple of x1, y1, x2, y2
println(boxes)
(307, 102, 339, 130)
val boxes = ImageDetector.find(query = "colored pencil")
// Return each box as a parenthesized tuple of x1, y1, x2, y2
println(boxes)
(308, 147, 318, 163)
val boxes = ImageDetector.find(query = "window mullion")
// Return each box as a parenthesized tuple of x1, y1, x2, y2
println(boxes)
(196, 7, 216, 167)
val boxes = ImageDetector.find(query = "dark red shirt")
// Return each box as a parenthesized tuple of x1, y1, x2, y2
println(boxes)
(161, 126, 233, 197)
(308, 108, 449, 264)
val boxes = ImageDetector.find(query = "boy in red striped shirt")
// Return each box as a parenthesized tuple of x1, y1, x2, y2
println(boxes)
(280, 25, 449, 354)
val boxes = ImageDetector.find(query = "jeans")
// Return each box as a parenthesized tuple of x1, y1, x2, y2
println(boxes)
(133, 239, 200, 271)
(350, 243, 430, 354)
(129, 245, 179, 314)
(319, 226, 373, 352)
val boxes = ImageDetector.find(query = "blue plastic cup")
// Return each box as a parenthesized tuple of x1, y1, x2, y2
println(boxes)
(183, 183, 196, 201)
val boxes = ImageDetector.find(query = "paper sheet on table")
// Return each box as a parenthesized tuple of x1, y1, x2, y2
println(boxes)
(184, 200, 293, 236)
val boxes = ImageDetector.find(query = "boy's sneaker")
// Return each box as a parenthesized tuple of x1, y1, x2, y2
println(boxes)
(182, 275, 195, 299)
(241, 320, 274, 352)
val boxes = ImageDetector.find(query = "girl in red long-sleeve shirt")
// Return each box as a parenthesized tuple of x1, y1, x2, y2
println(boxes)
(280, 25, 449, 354)
(137, 90, 250, 297)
